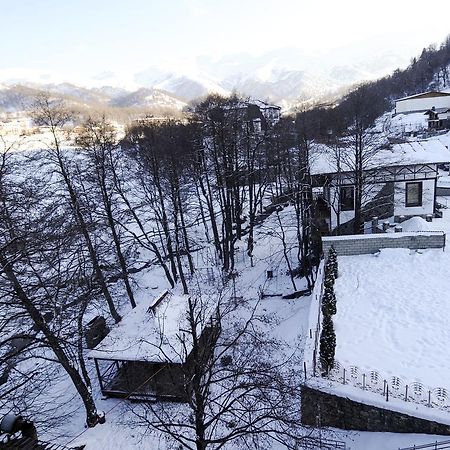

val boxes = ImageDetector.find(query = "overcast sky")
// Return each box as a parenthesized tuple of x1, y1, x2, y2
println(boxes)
(1, 0, 449, 85)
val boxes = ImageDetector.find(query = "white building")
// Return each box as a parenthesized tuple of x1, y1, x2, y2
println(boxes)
(310, 137, 450, 234)
(395, 91, 450, 114)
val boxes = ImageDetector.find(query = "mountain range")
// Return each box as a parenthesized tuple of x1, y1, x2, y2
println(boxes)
(0, 40, 425, 119)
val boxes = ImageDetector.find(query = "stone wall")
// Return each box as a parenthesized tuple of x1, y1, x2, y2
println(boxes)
(437, 186, 450, 196)
(301, 385, 450, 435)
(322, 232, 445, 256)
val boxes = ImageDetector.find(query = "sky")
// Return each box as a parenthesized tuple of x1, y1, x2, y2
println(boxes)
(1, 0, 449, 87)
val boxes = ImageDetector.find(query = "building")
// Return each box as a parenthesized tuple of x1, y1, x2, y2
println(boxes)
(252, 100, 281, 126)
(209, 99, 281, 134)
(395, 91, 450, 114)
(424, 106, 450, 129)
(310, 138, 450, 234)
(89, 291, 218, 402)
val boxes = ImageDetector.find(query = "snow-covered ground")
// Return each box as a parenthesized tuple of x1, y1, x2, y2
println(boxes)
(388, 111, 428, 135)
(334, 246, 450, 387)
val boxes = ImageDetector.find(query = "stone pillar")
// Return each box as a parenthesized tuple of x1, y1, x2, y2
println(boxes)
(371, 217, 378, 233)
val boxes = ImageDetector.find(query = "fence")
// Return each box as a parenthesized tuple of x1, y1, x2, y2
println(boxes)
(303, 259, 326, 378)
(327, 359, 450, 414)
(399, 439, 450, 450)
(300, 436, 346, 449)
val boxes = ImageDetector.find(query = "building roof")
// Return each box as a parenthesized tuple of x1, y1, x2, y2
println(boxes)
(89, 292, 198, 363)
(424, 107, 450, 115)
(396, 91, 450, 103)
(310, 134, 450, 175)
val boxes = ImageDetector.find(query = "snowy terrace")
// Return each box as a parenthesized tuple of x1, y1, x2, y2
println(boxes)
(309, 209, 450, 423)
(333, 246, 450, 388)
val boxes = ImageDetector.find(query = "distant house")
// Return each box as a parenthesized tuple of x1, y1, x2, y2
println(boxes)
(210, 99, 281, 134)
(424, 106, 450, 129)
(310, 138, 450, 234)
(89, 291, 218, 402)
(252, 100, 281, 127)
(395, 91, 450, 114)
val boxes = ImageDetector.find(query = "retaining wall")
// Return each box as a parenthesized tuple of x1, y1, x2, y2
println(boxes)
(322, 232, 445, 256)
(301, 385, 450, 435)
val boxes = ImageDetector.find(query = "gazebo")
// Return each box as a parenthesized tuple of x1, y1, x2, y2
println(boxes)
(89, 291, 201, 402)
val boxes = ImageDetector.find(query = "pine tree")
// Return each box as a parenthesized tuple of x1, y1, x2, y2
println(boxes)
(321, 284, 337, 316)
(328, 246, 338, 279)
(320, 314, 336, 374)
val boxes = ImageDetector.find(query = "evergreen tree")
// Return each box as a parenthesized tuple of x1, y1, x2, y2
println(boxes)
(320, 314, 336, 374)
(321, 284, 337, 316)
(328, 246, 338, 278)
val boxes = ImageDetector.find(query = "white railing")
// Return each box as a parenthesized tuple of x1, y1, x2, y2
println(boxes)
(327, 359, 450, 413)
(303, 259, 326, 378)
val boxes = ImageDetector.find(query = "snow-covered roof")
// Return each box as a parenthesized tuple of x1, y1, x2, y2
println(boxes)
(89, 292, 194, 363)
(396, 91, 450, 102)
(424, 107, 450, 114)
(310, 134, 450, 175)
(251, 99, 281, 110)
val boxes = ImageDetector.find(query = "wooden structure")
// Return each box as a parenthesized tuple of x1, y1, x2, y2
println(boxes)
(93, 359, 186, 401)
(90, 291, 219, 402)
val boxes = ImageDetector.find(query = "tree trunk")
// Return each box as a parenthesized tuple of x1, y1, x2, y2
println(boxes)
(0, 254, 102, 428)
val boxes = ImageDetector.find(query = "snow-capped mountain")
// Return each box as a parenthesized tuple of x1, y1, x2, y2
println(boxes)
(109, 87, 187, 110)
(0, 40, 424, 116)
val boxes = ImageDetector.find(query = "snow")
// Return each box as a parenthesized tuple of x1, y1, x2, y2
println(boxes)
(399, 216, 438, 232)
(89, 291, 193, 363)
(310, 133, 450, 175)
(438, 175, 450, 187)
(6, 129, 450, 448)
(300, 208, 450, 446)
(333, 246, 450, 388)
(311, 208, 450, 427)
(389, 111, 428, 133)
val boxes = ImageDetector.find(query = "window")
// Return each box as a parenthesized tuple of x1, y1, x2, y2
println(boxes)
(405, 182, 422, 207)
(340, 186, 354, 211)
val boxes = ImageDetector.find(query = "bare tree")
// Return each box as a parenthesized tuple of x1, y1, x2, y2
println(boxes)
(31, 94, 121, 322)
(76, 117, 137, 308)
(133, 290, 314, 450)
(0, 141, 103, 427)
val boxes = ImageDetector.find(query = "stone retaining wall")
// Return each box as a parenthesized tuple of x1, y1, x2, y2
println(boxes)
(322, 232, 445, 256)
(301, 385, 450, 435)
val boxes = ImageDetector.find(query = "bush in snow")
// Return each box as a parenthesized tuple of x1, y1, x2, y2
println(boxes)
(319, 314, 336, 374)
